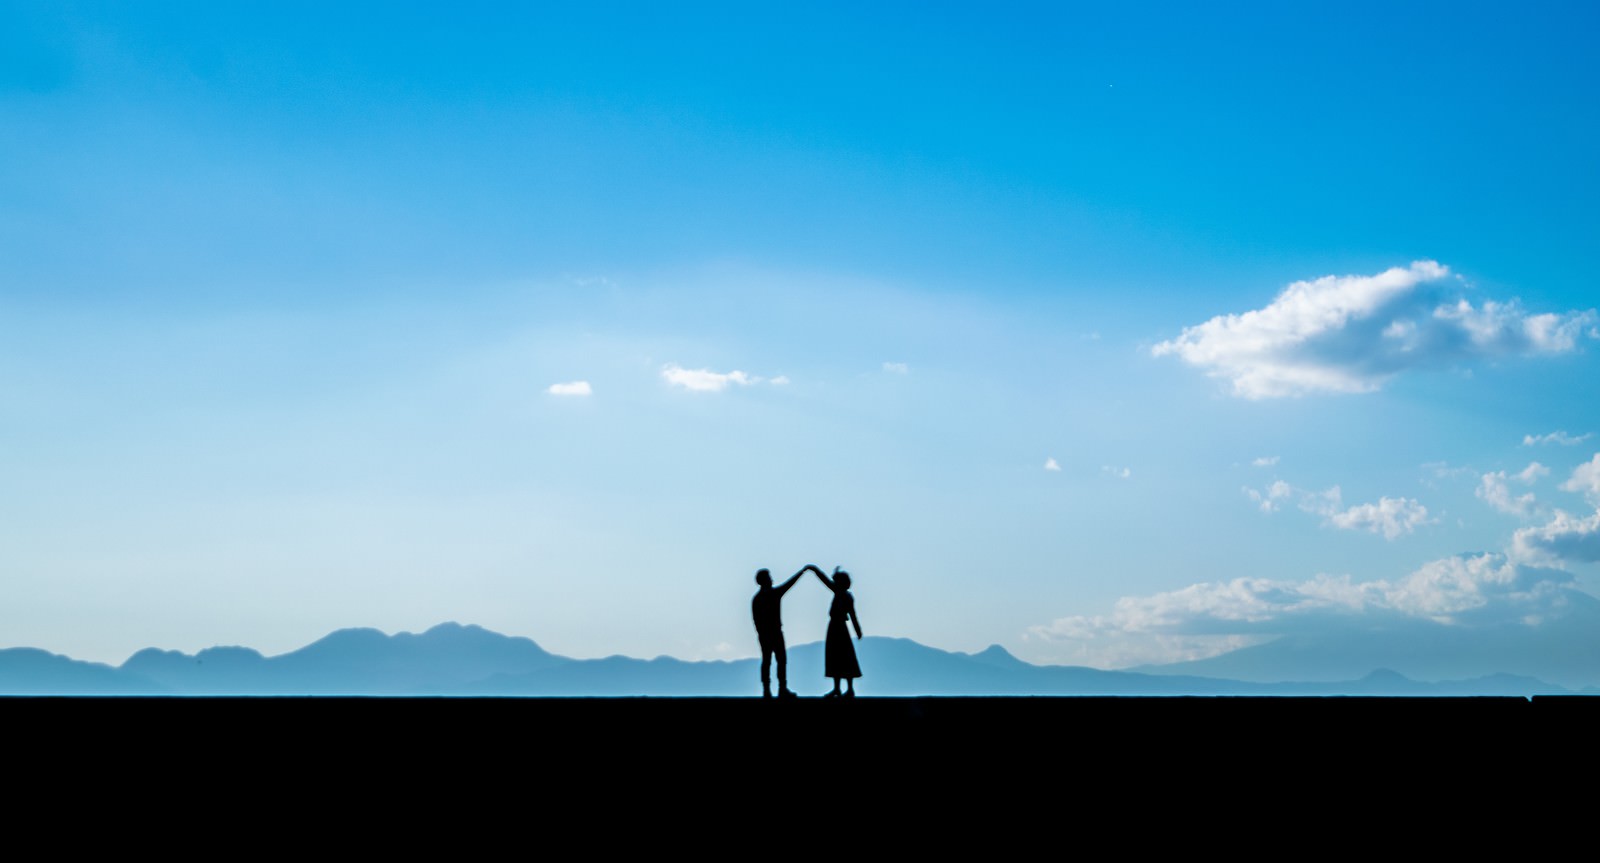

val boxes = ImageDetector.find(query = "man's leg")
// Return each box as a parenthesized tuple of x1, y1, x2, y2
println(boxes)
(775, 638, 790, 695)
(760, 643, 773, 697)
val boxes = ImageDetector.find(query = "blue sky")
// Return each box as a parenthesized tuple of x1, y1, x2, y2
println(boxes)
(4, 2, 1600, 674)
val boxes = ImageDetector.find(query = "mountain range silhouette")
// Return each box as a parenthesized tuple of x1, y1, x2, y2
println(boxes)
(1, 622, 1588, 696)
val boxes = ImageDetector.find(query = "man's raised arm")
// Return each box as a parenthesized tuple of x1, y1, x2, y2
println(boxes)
(777, 565, 812, 595)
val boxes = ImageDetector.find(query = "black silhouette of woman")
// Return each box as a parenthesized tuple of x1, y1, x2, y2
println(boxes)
(812, 565, 863, 697)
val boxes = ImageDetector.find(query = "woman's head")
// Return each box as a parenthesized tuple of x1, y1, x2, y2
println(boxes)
(834, 568, 851, 589)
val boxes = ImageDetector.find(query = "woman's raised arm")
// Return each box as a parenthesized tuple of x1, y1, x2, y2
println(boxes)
(812, 566, 836, 591)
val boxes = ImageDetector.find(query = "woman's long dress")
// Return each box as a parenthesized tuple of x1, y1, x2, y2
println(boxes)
(825, 590, 862, 680)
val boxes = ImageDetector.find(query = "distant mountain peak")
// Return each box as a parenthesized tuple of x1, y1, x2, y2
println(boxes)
(317, 626, 390, 642)
(414, 621, 521, 643)
(423, 622, 478, 635)
(294, 626, 391, 655)
(968, 644, 1026, 668)
(123, 647, 190, 668)
(195, 645, 266, 663)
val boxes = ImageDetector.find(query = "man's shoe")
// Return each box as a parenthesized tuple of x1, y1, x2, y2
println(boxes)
(778, 687, 797, 699)
(823, 690, 840, 698)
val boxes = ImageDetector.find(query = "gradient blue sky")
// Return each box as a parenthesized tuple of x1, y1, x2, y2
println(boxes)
(4, 2, 1599, 670)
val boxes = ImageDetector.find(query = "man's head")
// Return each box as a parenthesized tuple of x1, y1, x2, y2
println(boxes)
(755, 568, 772, 587)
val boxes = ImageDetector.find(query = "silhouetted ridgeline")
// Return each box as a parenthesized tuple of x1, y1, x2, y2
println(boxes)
(2, 622, 1593, 695)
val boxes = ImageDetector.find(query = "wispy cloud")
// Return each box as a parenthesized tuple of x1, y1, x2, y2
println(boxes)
(1514, 509, 1600, 564)
(1044, 457, 1061, 472)
(1509, 457, 1600, 563)
(1323, 496, 1432, 540)
(1251, 456, 1280, 468)
(1028, 553, 1577, 667)
(1247, 481, 1431, 539)
(882, 361, 909, 374)
(1101, 465, 1131, 480)
(1423, 461, 1477, 480)
(546, 380, 593, 396)
(1153, 261, 1598, 398)
(1523, 431, 1593, 447)
(1243, 480, 1293, 513)
(1035, 456, 1592, 669)
(1477, 462, 1548, 516)
(660, 364, 770, 392)
(1560, 454, 1600, 504)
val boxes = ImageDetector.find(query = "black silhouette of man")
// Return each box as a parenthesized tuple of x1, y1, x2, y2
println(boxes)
(752, 565, 813, 698)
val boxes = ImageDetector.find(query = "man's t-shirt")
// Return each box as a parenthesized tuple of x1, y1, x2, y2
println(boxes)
(752, 582, 793, 634)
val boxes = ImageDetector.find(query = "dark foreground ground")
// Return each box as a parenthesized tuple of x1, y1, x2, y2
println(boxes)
(11, 696, 1592, 834)
(14, 694, 1594, 770)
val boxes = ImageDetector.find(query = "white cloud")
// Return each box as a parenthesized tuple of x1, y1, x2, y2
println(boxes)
(546, 381, 592, 396)
(1422, 461, 1477, 481)
(1560, 454, 1600, 504)
(1251, 481, 1429, 539)
(1251, 456, 1280, 467)
(1524, 431, 1593, 447)
(1325, 496, 1431, 540)
(1243, 480, 1293, 513)
(769, 375, 790, 386)
(1152, 261, 1598, 398)
(1101, 465, 1131, 480)
(1296, 485, 1344, 517)
(1509, 459, 1600, 562)
(1517, 462, 1551, 484)
(660, 364, 763, 392)
(1044, 457, 1061, 472)
(1514, 508, 1600, 564)
(1477, 462, 1547, 516)
(882, 362, 909, 374)
(1479, 475, 1535, 516)
(1028, 553, 1577, 667)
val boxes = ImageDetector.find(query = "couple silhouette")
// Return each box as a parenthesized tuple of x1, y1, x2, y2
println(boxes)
(752, 564, 863, 698)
